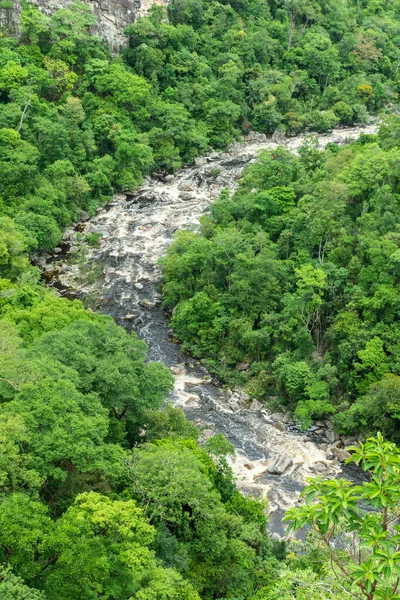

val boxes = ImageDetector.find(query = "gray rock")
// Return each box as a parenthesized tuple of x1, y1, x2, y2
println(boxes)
(135, 282, 144, 290)
(165, 174, 175, 182)
(273, 422, 286, 432)
(314, 428, 326, 436)
(270, 412, 286, 422)
(184, 382, 200, 391)
(140, 299, 155, 308)
(332, 439, 344, 449)
(272, 129, 286, 144)
(334, 448, 351, 462)
(178, 183, 194, 191)
(313, 461, 328, 474)
(341, 436, 358, 447)
(1, 0, 138, 53)
(185, 396, 199, 407)
(249, 399, 263, 412)
(201, 428, 214, 440)
(194, 157, 207, 166)
(236, 361, 250, 371)
(179, 191, 196, 200)
(267, 455, 293, 475)
(325, 429, 336, 444)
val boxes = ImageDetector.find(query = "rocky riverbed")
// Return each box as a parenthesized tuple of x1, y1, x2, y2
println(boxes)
(38, 124, 377, 537)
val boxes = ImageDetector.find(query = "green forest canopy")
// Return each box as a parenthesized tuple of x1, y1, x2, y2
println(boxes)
(162, 121, 400, 436)
(1, 0, 400, 259)
(2, 0, 400, 598)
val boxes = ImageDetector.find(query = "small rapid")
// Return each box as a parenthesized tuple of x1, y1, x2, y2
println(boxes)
(41, 124, 377, 536)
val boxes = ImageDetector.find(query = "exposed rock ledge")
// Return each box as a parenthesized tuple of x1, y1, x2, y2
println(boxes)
(0, 0, 168, 52)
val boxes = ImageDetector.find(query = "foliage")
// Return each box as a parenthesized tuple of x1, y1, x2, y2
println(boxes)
(162, 120, 400, 435)
(284, 434, 400, 599)
(0, 277, 274, 598)
(0, 0, 399, 263)
(2, 1, 400, 598)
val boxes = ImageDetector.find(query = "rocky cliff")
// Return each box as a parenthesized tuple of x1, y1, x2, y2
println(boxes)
(0, 0, 156, 52)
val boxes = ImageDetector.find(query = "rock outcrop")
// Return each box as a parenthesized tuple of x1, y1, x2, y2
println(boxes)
(0, 0, 158, 52)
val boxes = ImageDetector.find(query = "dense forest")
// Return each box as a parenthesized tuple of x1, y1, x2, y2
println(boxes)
(2, 0, 400, 598)
(162, 122, 400, 438)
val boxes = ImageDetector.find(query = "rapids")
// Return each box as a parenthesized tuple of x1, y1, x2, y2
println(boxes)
(43, 124, 377, 536)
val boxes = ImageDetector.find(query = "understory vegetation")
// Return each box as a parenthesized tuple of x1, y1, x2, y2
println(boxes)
(2, 0, 400, 598)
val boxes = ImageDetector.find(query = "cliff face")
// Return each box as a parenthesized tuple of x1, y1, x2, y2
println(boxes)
(0, 0, 146, 52)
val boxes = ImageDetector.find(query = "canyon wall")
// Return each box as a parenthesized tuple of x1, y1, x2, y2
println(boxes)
(0, 0, 161, 52)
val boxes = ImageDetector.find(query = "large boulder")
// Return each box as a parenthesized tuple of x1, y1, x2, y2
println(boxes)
(267, 455, 293, 475)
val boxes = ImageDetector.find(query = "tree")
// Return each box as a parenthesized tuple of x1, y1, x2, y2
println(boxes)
(0, 567, 45, 600)
(283, 264, 327, 350)
(1, 378, 120, 481)
(335, 374, 400, 442)
(124, 440, 265, 598)
(0, 217, 29, 280)
(28, 319, 174, 439)
(41, 492, 200, 600)
(284, 434, 400, 600)
(0, 493, 52, 581)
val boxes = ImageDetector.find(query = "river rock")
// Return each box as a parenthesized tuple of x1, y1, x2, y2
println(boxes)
(249, 399, 263, 412)
(135, 282, 144, 290)
(140, 299, 155, 308)
(185, 396, 199, 407)
(325, 428, 337, 443)
(179, 191, 195, 200)
(334, 448, 351, 462)
(341, 436, 357, 447)
(270, 412, 285, 422)
(267, 455, 293, 475)
(272, 129, 286, 144)
(201, 428, 214, 440)
(246, 131, 268, 143)
(171, 366, 183, 375)
(312, 461, 329, 474)
(273, 422, 286, 432)
(332, 439, 344, 449)
(123, 313, 138, 320)
(229, 400, 243, 413)
(236, 361, 250, 371)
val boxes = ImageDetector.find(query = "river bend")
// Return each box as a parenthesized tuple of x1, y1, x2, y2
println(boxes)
(42, 124, 377, 536)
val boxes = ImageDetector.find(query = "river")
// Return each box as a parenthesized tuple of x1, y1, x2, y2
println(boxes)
(42, 124, 377, 536)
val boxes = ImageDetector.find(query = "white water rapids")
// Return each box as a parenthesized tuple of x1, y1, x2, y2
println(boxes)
(44, 124, 377, 536)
